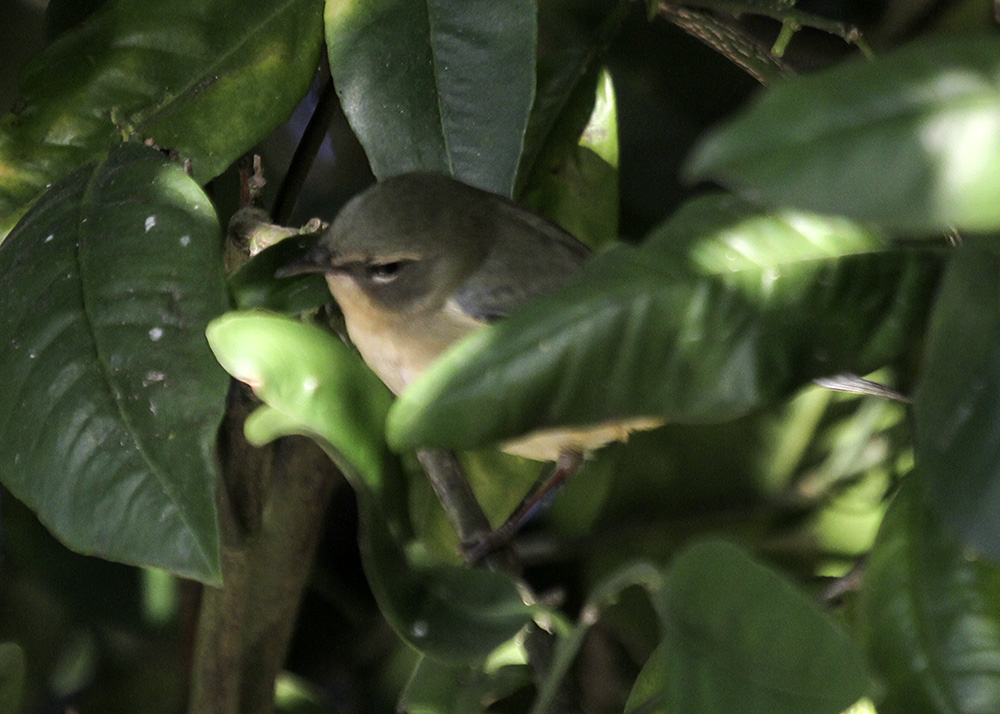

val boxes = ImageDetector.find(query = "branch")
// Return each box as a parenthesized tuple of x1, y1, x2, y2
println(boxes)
(188, 385, 340, 714)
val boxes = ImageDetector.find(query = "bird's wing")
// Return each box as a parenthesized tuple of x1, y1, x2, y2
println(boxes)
(452, 201, 590, 323)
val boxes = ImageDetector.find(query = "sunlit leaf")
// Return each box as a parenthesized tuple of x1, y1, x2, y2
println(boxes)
(207, 311, 534, 662)
(206, 311, 393, 498)
(0, 143, 228, 584)
(388, 194, 938, 452)
(686, 34, 1000, 234)
(522, 68, 620, 248)
(325, 0, 536, 196)
(0, 0, 324, 236)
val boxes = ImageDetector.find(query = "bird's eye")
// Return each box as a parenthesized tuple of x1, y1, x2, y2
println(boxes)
(366, 260, 410, 284)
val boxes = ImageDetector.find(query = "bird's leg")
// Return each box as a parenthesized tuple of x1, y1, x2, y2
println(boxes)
(464, 450, 585, 563)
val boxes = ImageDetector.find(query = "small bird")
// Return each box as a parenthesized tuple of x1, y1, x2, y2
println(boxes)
(278, 172, 660, 548)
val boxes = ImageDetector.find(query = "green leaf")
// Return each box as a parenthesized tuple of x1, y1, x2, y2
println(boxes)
(516, 0, 628, 194)
(227, 234, 331, 313)
(0, 143, 229, 584)
(522, 67, 620, 248)
(915, 245, 1000, 562)
(206, 311, 534, 662)
(655, 540, 869, 714)
(401, 651, 530, 714)
(857, 479, 1000, 714)
(685, 33, 1000, 234)
(325, 0, 536, 197)
(388, 194, 938, 452)
(362, 519, 533, 664)
(625, 642, 667, 714)
(0, 642, 25, 714)
(0, 0, 324, 236)
(206, 311, 395, 500)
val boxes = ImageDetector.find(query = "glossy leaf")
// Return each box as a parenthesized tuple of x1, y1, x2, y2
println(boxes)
(206, 312, 534, 662)
(388, 194, 938, 452)
(227, 234, 331, 313)
(686, 34, 1000, 234)
(522, 68, 620, 248)
(206, 311, 395, 499)
(915, 245, 1000, 562)
(655, 540, 869, 714)
(0, 0, 324, 236)
(325, 0, 536, 196)
(517, 0, 628, 193)
(0, 143, 229, 583)
(857, 479, 1000, 714)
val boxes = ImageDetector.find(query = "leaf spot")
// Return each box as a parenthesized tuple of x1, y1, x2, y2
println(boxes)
(143, 371, 167, 386)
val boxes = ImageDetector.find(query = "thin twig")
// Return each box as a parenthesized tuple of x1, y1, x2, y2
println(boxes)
(272, 69, 340, 225)
(656, 4, 791, 84)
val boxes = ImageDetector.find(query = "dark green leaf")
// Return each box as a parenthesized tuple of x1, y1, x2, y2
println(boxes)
(685, 34, 1000, 234)
(401, 652, 530, 714)
(624, 642, 667, 714)
(516, 0, 629, 194)
(0, 0, 324, 235)
(522, 68, 620, 248)
(857, 479, 1000, 714)
(0, 143, 229, 583)
(0, 642, 25, 714)
(656, 540, 869, 714)
(207, 312, 534, 662)
(325, 0, 536, 196)
(361, 512, 533, 664)
(915, 245, 1000, 562)
(228, 234, 331, 313)
(388, 194, 938, 452)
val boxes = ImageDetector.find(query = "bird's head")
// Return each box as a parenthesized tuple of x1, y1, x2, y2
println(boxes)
(278, 172, 494, 315)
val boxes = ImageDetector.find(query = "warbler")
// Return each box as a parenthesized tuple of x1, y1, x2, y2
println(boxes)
(277, 171, 660, 462)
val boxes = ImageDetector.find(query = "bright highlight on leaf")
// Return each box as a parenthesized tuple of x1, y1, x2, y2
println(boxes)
(387, 194, 937, 453)
(685, 33, 1000, 234)
(206, 310, 394, 495)
(0, 0, 324, 238)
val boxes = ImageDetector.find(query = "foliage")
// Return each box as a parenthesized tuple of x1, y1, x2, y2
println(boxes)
(0, 0, 998, 712)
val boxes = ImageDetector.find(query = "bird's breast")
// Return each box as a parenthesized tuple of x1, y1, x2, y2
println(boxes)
(327, 275, 483, 395)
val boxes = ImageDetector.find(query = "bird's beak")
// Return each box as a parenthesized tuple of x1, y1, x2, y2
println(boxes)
(275, 243, 338, 278)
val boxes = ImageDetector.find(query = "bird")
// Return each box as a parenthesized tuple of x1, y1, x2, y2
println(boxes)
(277, 172, 661, 552)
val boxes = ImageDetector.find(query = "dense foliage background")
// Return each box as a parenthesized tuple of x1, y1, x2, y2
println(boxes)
(0, 0, 998, 712)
